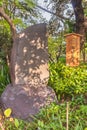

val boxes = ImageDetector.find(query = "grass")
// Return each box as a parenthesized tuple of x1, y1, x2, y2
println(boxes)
(0, 60, 87, 130)
(0, 101, 87, 130)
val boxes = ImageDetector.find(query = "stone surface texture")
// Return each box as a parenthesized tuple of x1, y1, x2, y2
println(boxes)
(1, 84, 56, 119)
(10, 23, 49, 85)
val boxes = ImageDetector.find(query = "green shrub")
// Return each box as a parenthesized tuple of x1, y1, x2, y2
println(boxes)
(27, 103, 87, 130)
(0, 61, 11, 95)
(48, 36, 65, 62)
(1, 101, 87, 130)
(48, 62, 87, 100)
(2, 118, 27, 130)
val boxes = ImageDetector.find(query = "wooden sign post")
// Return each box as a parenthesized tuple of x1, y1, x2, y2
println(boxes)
(65, 33, 82, 67)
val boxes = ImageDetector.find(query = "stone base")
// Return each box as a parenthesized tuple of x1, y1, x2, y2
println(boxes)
(1, 84, 57, 120)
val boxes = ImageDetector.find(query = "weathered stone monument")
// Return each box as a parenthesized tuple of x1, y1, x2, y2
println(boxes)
(1, 23, 56, 120)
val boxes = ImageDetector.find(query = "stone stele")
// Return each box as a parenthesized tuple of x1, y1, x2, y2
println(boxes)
(1, 23, 57, 120)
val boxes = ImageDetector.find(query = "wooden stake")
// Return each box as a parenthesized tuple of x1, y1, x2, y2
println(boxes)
(66, 102, 69, 130)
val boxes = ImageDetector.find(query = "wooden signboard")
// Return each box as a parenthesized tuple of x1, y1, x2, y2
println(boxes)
(65, 33, 82, 67)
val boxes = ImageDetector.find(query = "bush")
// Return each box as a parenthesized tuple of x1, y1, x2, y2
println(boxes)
(23, 103, 87, 130)
(0, 61, 87, 130)
(48, 62, 87, 100)
(0, 61, 11, 95)
(1, 103, 87, 130)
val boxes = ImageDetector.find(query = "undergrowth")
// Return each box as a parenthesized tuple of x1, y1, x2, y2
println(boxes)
(48, 62, 87, 101)
(0, 102, 87, 130)
(0, 62, 87, 130)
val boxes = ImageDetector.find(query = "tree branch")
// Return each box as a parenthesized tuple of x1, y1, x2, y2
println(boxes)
(0, 7, 16, 40)
(36, 5, 69, 20)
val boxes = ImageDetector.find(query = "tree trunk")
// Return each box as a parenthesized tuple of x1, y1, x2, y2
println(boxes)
(71, 0, 86, 62)
(0, 7, 16, 41)
(0, 7, 16, 81)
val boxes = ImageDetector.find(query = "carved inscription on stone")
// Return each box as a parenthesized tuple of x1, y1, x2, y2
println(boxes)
(11, 23, 49, 85)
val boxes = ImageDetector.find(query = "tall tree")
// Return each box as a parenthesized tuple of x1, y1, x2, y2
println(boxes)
(45, 0, 87, 61)
(71, 0, 86, 61)
(0, 7, 16, 40)
(43, 0, 72, 35)
(0, 0, 38, 40)
(71, 0, 84, 34)
(64, 0, 86, 61)
(0, 0, 38, 64)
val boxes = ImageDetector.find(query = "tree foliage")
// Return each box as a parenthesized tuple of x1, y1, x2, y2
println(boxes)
(0, 0, 40, 62)
(48, 62, 87, 100)
(46, 0, 73, 35)
(48, 35, 65, 62)
(44, 0, 87, 35)
(44, 0, 87, 61)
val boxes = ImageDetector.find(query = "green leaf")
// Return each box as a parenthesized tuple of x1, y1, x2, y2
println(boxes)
(84, 128, 87, 130)
(38, 120, 44, 128)
(14, 118, 20, 128)
(4, 108, 12, 117)
(0, 1, 3, 6)
(25, 0, 35, 8)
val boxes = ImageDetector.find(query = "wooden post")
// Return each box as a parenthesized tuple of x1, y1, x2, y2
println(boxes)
(66, 102, 69, 130)
(64, 33, 82, 67)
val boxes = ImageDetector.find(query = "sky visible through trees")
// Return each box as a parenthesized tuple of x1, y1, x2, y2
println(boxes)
(38, 0, 73, 22)
(38, 0, 51, 21)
